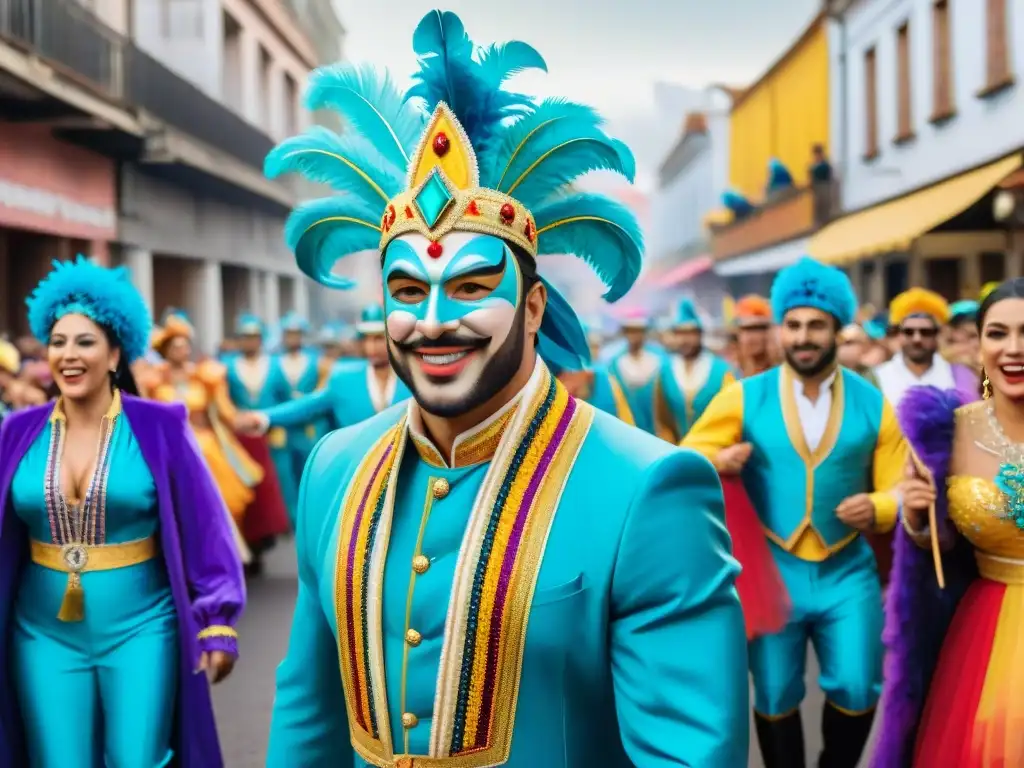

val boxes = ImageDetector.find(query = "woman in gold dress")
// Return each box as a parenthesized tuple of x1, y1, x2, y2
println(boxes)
(877, 278, 1024, 766)
(139, 315, 261, 559)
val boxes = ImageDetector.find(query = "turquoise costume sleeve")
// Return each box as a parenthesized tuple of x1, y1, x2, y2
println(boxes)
(266, 437, 353, 766)
(263, 387, 334, 431)
(610, 449, 749, 766)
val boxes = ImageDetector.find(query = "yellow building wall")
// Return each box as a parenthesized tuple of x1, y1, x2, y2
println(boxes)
(728, 22, 830, 201)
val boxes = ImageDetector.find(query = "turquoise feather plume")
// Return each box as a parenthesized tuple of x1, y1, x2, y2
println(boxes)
(304, 62, 424, 170)
(538, 276, 590, 364)
(533, 193, 643, 302)
(408, 10, 544, 157)
(264, 126, 404, 203)
(284, 197, 380, 290)
(266, 8, 646, 359)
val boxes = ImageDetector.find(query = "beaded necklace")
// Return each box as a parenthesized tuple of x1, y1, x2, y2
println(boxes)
(983, 401, 1024, 531)
(44, 391, 120, 621)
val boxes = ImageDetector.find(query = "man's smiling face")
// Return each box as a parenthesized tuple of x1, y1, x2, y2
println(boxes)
(383, 231, 525, 416)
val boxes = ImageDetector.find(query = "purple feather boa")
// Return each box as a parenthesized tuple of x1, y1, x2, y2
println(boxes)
(872, 386, 978, 768)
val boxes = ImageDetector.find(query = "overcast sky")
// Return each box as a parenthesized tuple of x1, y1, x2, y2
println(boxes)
(331, 0, 820, 190)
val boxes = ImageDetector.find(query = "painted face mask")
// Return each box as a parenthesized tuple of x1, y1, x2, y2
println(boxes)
(383, 230, 526, 416)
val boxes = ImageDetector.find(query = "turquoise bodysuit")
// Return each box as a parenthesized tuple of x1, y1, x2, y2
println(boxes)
(9, 409, 179, 768)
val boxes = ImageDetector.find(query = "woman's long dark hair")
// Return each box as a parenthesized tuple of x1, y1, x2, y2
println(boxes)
(976, 277, 1024, 395)
(97, 322, 140, 397)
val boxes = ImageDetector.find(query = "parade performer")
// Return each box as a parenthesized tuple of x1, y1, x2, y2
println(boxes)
(543, 342, 635, 424)
(0, 257, 243, 767)
(265, 11, 748, 766)
(944, 298, 980, 372)
(141, 313, 271, 561)
(837, 323, 880, 387)
(875, 288, 977, 407)
(609, 316, 663, 434)
(277, 310, 322, 476)
(733, 294, 777, 377)
(876, 278, 1024, 767)
(684, 256, 906, 768)
(225, 313, 298, 518)
(237, 306, 412, 442)
(655, 298, 735, 441)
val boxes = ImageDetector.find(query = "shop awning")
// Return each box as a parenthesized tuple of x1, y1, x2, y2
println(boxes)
(808, 154, 1023, 264)
(714, 236, 808, 277)
(658, 255, 714, 287)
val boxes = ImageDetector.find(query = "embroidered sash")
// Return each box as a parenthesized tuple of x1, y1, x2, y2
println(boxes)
(333, 365, 592, 767)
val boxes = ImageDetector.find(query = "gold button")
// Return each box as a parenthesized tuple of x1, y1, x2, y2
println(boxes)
(432, 478, 450, 499)
(412, 554, 430, 574)
(402, 712, 419, 729)
(405, 628, 422, 647)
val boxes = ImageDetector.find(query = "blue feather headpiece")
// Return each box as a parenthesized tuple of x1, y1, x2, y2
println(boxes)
(235, 312, 265, 338)
(672, 298, 702, 329)
(281, 311, 310, 333)
(26, 256, 151, 363)
(770, 256, 857, 328)
(265, 9, 643, 365)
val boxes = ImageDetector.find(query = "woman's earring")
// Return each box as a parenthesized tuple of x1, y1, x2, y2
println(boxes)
(983, 370, 993, 400)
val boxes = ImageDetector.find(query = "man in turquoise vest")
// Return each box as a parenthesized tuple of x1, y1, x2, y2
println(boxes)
(236, 306, 411, 437)
(684, 257, 906, 768)
(655, 298, 735, 441)
(276, 311, 322, 480)
(263, 11, 748, 766)
(609, 316, 664, 435)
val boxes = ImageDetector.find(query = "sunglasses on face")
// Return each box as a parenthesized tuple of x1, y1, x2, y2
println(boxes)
(899, 327, 939, 339)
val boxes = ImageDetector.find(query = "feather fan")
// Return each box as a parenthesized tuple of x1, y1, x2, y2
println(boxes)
(284, 197, 381, 290)
(304, 63, 424, 170)
(533, 193, 643, 302)
(264, 126, 404, 203)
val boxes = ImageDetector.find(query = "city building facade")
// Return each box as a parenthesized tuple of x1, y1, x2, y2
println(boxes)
(814, 0, 1024, 305)
(648, 88, 734, 321)
(708, 12, 838, 296)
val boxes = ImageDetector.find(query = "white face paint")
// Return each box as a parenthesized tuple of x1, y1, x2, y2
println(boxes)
(383, 231, 522, 412)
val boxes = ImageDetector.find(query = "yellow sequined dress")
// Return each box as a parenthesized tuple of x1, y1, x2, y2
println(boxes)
(913, 401, 1024, 766)
(140, 361, 263, 523)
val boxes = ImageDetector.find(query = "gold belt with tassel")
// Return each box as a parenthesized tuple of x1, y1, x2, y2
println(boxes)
(30, 536, 159, 622)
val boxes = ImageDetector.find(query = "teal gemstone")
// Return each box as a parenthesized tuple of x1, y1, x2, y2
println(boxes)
(414, 171, 454, 228)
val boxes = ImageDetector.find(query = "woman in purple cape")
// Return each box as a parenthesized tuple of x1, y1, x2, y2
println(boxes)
(0, 257, 245, 767)
(875, 278, 1024, 767)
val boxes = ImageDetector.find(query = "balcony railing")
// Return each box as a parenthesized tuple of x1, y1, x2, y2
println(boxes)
(0, 0, 275, 171)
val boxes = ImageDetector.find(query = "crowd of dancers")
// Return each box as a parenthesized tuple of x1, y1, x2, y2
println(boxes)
(0, 8, 1021, 768)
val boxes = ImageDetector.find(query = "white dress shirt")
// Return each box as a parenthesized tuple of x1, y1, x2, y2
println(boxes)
(791, 369, 838, 452)
(874, 352, 955, 408)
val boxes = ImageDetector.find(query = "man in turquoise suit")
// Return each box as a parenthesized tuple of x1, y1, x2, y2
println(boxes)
(655, 298, 735, 442)
(264, 11, 748, 767)
(224, 313, 298, 515)
(237, 306, 411, 438)
(276, 311, 322, 479)
(609, 316, 664, 435)
(684, 257, 907, 768)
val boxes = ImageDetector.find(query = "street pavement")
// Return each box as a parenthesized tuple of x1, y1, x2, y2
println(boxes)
(212, 544, 875, 767)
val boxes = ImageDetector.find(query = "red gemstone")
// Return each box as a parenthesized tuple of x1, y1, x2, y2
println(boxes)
(466, 200, 481, 216)
(385, 205, 396, 227)
(432, 132, 450, 156)
(500, 203, 515, 224)
(524, 219, 535, 243)
(427, 241, 443, 259)
(404, 205, 414, 219)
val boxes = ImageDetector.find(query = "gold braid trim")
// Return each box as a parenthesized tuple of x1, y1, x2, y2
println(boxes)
(197, 625, 238, 641)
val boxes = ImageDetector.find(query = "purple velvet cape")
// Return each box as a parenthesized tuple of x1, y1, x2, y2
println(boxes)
(0, 395, 246, 768)
(872, 385, 978, 768)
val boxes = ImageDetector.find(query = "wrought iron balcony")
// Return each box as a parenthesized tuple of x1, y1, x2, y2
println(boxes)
(0, 0, 275, 171)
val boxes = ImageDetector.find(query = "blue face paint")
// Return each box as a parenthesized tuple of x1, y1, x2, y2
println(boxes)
(383, 233, 521, 327)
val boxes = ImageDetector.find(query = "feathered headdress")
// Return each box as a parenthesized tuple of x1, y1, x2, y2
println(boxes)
(235, 312, 265, 337)
(280, 311, 310, 334)
(26, 256, 152, 363)
(265, 9, 643, 365)
(770, 257, 857, 327)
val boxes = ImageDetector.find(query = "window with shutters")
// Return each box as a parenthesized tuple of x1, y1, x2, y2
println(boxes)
(930, 0, 955, 122)
(864, 47, 879, 159)
(980, 0, 1014, 97)
(895, 22, 914, 141)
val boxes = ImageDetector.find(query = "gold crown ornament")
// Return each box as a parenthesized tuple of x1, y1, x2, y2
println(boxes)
(379, 103, 538, 258)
